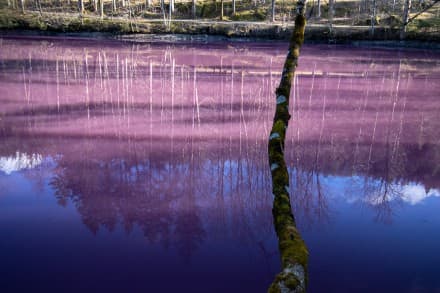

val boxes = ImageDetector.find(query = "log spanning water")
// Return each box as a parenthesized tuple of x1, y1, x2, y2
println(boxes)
(268, 2, 309, 292)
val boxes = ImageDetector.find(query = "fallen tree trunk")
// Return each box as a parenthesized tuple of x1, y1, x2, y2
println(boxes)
(268, 1, 309, 292)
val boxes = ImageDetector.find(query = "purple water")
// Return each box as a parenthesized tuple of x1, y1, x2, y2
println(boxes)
(0, 36, 439, 292)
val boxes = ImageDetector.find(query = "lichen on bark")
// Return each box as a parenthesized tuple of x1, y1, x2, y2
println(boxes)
(268, 1, 308, 292)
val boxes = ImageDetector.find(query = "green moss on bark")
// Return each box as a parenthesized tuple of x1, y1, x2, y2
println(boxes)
(268, 2, 309, 293)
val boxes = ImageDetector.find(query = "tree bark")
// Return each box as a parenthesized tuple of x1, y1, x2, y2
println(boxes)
(233, 0, 236, 15)
(400, 0, 412, 40)
(370, 0, 377, 37)
(100, 0, 104, 18)
(317, 0, 321, 18)
(328, 0, 334, 35)
(268, 0, 309, 292)
(221, 0, 224, 20)
(192, 0, 196, 18)
(78, 0, 84, 15)
(20, 0, 25, 13)
(271, 0, 276, 21)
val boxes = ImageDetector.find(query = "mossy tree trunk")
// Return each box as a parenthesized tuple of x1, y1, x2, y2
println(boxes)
(268, 0, 309, 292)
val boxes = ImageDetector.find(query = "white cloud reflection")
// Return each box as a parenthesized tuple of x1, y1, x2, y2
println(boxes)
(0, 152, 43, 175)
(362, 182, 440, 206)
(401, 184, 440, 205)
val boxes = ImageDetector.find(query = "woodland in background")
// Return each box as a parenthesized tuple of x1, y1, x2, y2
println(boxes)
(1, 0, 439, 39)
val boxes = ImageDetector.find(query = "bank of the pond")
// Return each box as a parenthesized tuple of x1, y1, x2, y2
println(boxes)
(1, 9, 440, 43)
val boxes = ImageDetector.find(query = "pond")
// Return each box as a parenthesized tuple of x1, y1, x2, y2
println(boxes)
(0, 35, 439, 292)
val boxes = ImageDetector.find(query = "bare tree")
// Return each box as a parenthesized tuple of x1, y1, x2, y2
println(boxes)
(317, 0, 321, 18)
(272, 0, 276, 21)
(401, 0, 439, 39)
(401, 0, 412, 39)
(192, 0, 197, 18)
(370, 0, 377, 37)
(328, 0, 335, 35)
(100, 0, 104, 18)
(78, 0, 84, 15)
(170, 0, 175, 13)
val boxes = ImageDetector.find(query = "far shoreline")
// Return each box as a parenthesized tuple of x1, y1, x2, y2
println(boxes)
(1, 10, 439, 49)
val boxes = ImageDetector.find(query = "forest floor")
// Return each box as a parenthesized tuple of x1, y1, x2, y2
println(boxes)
(0, 0, 439, 43)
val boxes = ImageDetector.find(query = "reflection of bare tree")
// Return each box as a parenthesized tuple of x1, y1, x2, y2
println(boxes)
(2, 37, 440, 262)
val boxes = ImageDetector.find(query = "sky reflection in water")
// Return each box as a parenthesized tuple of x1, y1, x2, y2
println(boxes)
(0, 36, 439, 292)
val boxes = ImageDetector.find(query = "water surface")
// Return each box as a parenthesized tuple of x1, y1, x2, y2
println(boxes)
(0, 36, 439, 292)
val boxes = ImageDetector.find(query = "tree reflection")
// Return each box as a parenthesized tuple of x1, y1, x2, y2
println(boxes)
(1, 37, 439, 255)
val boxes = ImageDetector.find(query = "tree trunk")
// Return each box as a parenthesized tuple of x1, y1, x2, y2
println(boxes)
(328, 0, 334, 35)
(400, 0, 412, 40)
(20, 0, 25, 13)
(112, 0, 116, 11)
(100, 0, 104, 18)
(233, 0, 236, 15)
(271, 0, 275, 21)
(267, 0, 309, 292)
(221, 0, 224, 20)
(169, 0, 173, 25)
(192, 0, 196, 18)
(78, 0, 84, 15)
(317, 0, 321, 18)
(370, 0, 377, 37)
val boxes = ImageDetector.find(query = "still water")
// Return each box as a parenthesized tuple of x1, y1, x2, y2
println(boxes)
(0, 36, 439, 292)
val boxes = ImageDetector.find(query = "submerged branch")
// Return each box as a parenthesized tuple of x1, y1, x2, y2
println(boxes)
(268, 1, 309, 292)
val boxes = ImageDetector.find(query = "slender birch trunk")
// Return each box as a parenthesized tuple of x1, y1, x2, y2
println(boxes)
(78, 0, 84, 15)
(100, 0, 104, 18)
(192, 0, 196, 18)
(268, 0, 309, 292)
(317, 0, 321, 18)
(328, 0, 334, 35)
(400, 0, 412, 40)
(370, 0, 377, 37)
(271, 0, 276, 21)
